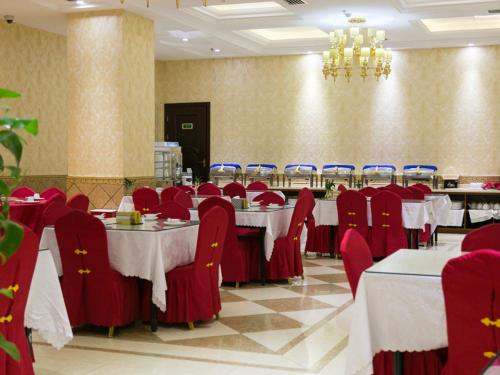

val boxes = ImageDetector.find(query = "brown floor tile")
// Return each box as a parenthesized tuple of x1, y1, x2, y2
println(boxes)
(168, 334, 273, 354)
(220, 291, 246, 303)
(254, 297, 333, 312)
(219, 313, 303, 333)
(309, 273, 349, 283)
(302, 260, 321, 267)
(287, 283, 350, 296)
(330, 265, 346, 271)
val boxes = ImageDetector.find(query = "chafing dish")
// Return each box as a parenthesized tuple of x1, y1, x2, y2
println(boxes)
(283, 164, 318, 188)
(321, 164, 355, 188)
(155, 142, 182, 186)
(244, 164, 278, 186)
(362, 164, 396, 186)
(403, 165, 438, 189)
(209, 163, 242, 185)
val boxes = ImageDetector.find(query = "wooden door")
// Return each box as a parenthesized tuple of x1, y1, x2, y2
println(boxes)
(165, 102, 210, 182)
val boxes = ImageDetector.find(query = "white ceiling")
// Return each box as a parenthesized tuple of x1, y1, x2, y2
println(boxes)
(2, 0, 500, 60)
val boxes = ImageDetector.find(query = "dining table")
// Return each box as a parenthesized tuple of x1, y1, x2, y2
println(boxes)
(345, 249, 463, 375)
(9, 198, 49, 232)
(39, 219, 200, 331)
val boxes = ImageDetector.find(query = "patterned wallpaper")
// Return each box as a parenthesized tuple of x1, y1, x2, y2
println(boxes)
(155, 47, 500, 176)
(67, 10, 154, 178)
(0, 22, 67, 175)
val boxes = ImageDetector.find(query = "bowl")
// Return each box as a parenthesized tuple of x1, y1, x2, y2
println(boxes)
(250, 201, 261, 207)
(268, 203, 282, 208)
(143, 213, 158, 221)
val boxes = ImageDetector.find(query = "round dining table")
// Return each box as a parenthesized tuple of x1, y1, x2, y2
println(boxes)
(9, 199, 49, 232)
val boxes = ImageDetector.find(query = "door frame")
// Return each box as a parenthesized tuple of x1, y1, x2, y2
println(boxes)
(164, 102, 211, 175)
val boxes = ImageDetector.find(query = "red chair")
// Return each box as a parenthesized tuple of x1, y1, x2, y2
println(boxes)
(160, 187, 180, 204)
(151, 201, 190, 221)
(442, 249, 500, 375)
(41, 199, 73, 228)
(337, 184, 347, 192)
(266, 197, 308, 280)
(461, 224, 500, 252)
(370, 191, 408, 258)
(336, 190, 370, 255)
(55, 211, 139, 336)
(173, 190, 194, 209)
(199, 197, 257, 287)
(359, 186, 379, 197)
(67, 193, 90, 212)
(0, 226, 39, 375)
(384, 184, 414, 200)
(298, 188, 330, 255)
(10, 186, 35, 199)
(247, 181, 268, 191)
(132, 187, 160, 214)
(407, 186, 432, 244)
(412, 183, 432, 194)
(163, 206, 229, 328)
(197, 183, 221, 196)
(340, 229, 373, 297)
(253, 191, 285, 206)
(178, 185, 196, 195)
(223, 182, 247, 198)
(40, 187, 66, 202)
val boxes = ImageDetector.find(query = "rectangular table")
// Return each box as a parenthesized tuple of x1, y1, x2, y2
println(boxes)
(346, 249, 463, 375)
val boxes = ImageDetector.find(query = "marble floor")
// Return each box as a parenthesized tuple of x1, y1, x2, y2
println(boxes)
(32, 233, 464, 375)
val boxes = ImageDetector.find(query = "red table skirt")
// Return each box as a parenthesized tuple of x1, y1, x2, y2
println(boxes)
(9, 201, 48, 234)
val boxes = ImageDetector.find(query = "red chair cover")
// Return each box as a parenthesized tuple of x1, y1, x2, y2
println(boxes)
(67, 193, 90, 212)
(406, 187, 432, 244)
(337, 184, 347, 192)
(173, 190, 194, 209)
(197, 183, 222, 196)
(151, 201, 190, 220)
(299, 188, 316, 254)
(412, 183, 432, 194)
(340, 229, 372, 298)
(40, 187, 66, 202)
(370, 191, 408, 258)
(247, 181, 268, 191)
(461, 224, 500, 252)
(10, 186, 35, 199)
(266, 198, 307, 280)
(55, 211, 139, 328)
(132, 187, 160, 214)
(442, 249, 500, 375)
(199, 197, 257, 284)
(253, 191, 285, 206)
(41, 200, 73, 228)
(164, 206, 229, 324)
(223, 182, 247, 198)
(9, 201, 48, 233)
(336, 190, 370, 255)
(359, 186, 379, 197)
(0, 227, 39, 375)
(160, 187, 180, 204)
(384, 184, 414, 200)
(177, 185, 196, 195)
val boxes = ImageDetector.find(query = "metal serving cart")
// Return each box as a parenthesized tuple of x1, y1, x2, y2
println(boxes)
(283, 164, 318, 188)
(154, 142, 182, 186)
(362, 164, 396, 186)
(320, 164, 356, 188)
(244, 164, 279, 187)
(402, 165, 438, 189)
(209, 163, 243, 185)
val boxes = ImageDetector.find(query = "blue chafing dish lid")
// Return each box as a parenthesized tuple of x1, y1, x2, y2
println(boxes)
(363, 164, 396, 171)
(209, 163, 242, 169)
(323, 164, 355, 170)
(285, 164, 317, 171)
(403, 165, 437, 171)
(246, 164, 278, 169)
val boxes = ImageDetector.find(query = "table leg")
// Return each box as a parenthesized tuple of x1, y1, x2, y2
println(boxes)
(260, 227, 267, 285)
(394, 351, 404, 375)
(25, 327, 34, 361)
(407, 230, 412, 248)
(150, 301, 158, 332)
(329, 225, 335, 258)
(415, 229, 419, 249)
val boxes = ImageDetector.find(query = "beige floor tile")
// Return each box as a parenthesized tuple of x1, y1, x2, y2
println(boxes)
(168, 334, 274, 354)
(221, 290, 246, 303)
(280, 308, 336, 326)
(254, 297, 333, 312)
(311, 293, 352, 307)
(286, 276, 328, 286)
(244, 328, 307, 352)
(221, 301, 275, 317)
(305, 258, 345, 267)
(287, 283, 350, 296)
(303, 266, 344, 275)
(153, 320, 239, 342)
(333, 282, 351, 290)
(219, 313, 303, 333)
(309, 273, 349, 283)
(229, 287, 304, 301)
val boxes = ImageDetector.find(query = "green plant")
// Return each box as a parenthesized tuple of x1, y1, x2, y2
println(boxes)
(0, 88, 38, 361)
(325, 180, 336, 191)
(123, 178, 135, 194)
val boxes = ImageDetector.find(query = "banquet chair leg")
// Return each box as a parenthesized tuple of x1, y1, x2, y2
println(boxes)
(235, 281, 240, 289)
(108, 326, 115, 338)
(215, 313, 220, 320)
(287, 277, 293, 285)
(301, 274, 305, 280)
(187, 322, 195, 330)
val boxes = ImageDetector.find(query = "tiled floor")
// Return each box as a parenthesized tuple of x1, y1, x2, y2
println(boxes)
(32, 233, 464, 375)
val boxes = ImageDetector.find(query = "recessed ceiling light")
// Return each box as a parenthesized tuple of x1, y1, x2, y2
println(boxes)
(182, 37, 189, 42)
(422, 16, 500, 32)
(211, 48, 221, 53)
(307, 51, 312, 54)
(245, 27, 328, 41)
(468, 43, 475, 46)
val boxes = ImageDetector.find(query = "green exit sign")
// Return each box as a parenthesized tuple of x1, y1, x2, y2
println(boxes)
(181, 123, 194, 130)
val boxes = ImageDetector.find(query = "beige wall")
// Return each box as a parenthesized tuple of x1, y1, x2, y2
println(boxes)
(0, 22, 67, 176)
(156, 47, 500, 176)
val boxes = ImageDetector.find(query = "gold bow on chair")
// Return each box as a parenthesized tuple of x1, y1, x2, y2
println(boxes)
(211, 242, 219, 248)
(382, 224, 391, 228)
(74, 249, 88, 255)
(7, 284, 19, 293)
(382, 212, 390, 216)
(78, 269, 91, 275)
(481, 317, 500, 328)
(206, 262, 214, 268)
(0, 315, 13, 324)
(484, 352, 496, 359)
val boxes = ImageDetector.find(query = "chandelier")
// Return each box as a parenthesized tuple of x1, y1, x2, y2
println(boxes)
(322, 18, 392, 82)
(118, 0, 209, 8)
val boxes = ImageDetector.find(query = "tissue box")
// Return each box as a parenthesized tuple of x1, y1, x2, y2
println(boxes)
(116, 211, 142, 225)
(232, 198, 249, 209)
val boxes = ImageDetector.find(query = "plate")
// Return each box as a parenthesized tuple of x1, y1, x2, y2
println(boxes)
(165, 221, 187, 226)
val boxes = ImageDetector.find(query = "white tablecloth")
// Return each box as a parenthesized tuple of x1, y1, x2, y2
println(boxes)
(469, 209, 500, 223)
(118, 195, 233, 211)
(346, 250, 462, 375)
(247, 190, 286, 202)
(425, 195, 452, 231)
(443, 209, 465, 227)
(313, 200, 434, 230)
(40, 224, 199, 312)
(190, 207, 294, 260)
(25, 250, 73, 349)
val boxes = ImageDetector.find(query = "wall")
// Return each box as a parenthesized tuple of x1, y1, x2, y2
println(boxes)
(0, 22, 67, 177)
(155, 46, 500, 177)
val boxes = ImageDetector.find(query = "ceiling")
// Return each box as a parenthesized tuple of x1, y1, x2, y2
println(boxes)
(2, 0, 500, 60)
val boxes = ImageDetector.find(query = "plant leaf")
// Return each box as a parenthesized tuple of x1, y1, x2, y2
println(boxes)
(6, 166, 21, 179)
(0, 334, 20, 361)
(0, 220, 24, 261)
(0, 118, 38, 136)
(0, 131, 22, 165)
(0, 288, 13, 299)
(0, 180, 9, 196)
(0, 154, 3, 172)
(0, 89, 21, 99)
